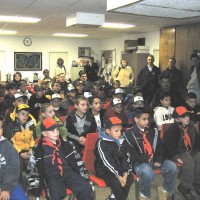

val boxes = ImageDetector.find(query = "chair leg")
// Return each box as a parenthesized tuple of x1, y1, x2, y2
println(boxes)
(135, 177, 140, 200)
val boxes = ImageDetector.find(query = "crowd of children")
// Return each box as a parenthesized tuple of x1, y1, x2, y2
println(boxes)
(0, 54, 200, 200)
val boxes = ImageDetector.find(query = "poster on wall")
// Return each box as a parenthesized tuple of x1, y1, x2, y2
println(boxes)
(14, 52, 42, 71)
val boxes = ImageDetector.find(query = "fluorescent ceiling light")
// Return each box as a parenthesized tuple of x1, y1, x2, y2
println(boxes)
(0, 16, 41, 23)
(0, 30, 17, 35)
(53, 33, 88, 37)
(102, 22, 135, 28)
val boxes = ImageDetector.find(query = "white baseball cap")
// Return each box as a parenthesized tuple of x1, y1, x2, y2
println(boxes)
(134, 96, 144, 103)
(112, 98, 122, 106)
(114, 88, 124, 95)
(84, 92, 92, 99)
(51, 94, 62, 100)
(14, 93, 27, 100)
(67, 84, 76, 92)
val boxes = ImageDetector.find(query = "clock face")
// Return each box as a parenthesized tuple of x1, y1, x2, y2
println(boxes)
(23, 38, 32, 46)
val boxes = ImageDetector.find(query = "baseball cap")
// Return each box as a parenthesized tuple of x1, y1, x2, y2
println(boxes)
(134, 96, 144, 103)
(111, 98, 122, 106)
(51, 94, 62, 100)
(172, 106, 189, 118)
(34, 85, 43, 92)
(74, 80, 84, 86)
(40, 118, 62, 132)
(16, 104, 30, 113)
(114, 88, 124, 95)
(67, 84, 76, 92)
(41, 80, 50, 84)
(84, 92, 92, 99)
(105, 117, 122, 129)
(14, 93, 27, 100)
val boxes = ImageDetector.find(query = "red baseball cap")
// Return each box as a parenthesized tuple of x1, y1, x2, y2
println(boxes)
(105, 117, 122, 129)
(173, 106, 189, 118)
(40, 118, 62, 131)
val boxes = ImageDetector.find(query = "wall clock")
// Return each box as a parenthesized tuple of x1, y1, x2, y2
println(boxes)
(23, 38, 32, 46)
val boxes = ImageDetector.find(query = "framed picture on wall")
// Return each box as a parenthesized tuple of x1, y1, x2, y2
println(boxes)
(14, 52, 42, 71)
(78, 47, 91, 58)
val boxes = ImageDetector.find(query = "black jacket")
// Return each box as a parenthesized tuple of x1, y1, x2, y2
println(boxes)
(123, 123, 164, 167)
(163, 122, 196, 160)
(94, 132, 131, 178)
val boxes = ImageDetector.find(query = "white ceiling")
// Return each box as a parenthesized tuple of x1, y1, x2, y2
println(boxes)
(0, 0, 200, 39)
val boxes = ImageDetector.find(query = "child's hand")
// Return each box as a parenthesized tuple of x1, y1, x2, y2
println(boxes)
(154, 162, 161, 168)
(20, 152, 30, 160)
(177, 158, 183, 164)
(122, 173, 128, 186)
(79, 137, 86, 145)
(0, 190, 10, 200)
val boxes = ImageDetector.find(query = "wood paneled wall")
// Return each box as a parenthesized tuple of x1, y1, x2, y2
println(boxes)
(159, 27, 176, 71)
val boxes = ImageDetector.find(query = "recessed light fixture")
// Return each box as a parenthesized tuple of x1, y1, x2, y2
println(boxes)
(101, 22, 135, 28)
(53, 33, 88, 37)
(0, 15, 41, 23)
(0, 30, 17, 35)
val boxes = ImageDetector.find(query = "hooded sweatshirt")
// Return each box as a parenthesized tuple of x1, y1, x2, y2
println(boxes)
(0, 136, 20, 192)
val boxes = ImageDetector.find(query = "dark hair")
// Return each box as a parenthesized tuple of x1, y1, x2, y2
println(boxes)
(120, 59, 128, 65)
(132, 86, 143, 96)
(169, 57, 176, 63)
(191, 53, 199, 61)
(134, 107, 149, 118)
(79, 70, 87, 77)
(147, 54, 154, 60)
(159, 92, 171, 100)
(19, 79, 27, 86)
(51, 81, 60, 87)
(88, 96, 100, 105)
(13, 72, 22, 80)
(40, 103, 52, 113)
(186, 92, 197, 100)
(43, 69, 49, 74)
(6, 82, 18, 90)
(74, 95, 87, 105)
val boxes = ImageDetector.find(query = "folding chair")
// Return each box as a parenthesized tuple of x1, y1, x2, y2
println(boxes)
(82, 132, 107, 200)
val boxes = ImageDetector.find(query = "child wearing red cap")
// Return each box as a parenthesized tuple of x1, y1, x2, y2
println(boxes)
(163, 106, 200, 200)
(94, 117, 133, 200)
(35, 118, 93, 200)
(123, 107, 177, 200)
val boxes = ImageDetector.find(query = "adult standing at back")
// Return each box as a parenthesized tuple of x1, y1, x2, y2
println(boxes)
(137, 54, 160, 103)
(112, 59, 134, 94)
(187, 53, 200, 105)
(85, 57, 99, 82)
(54, 58, 66, 76)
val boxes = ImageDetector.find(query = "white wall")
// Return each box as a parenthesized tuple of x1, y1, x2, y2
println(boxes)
(0, 36, 100, 81)
(99, 30, 160, 66)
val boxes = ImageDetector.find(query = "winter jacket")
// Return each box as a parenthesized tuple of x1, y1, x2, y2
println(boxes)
(163, 121, 196, 160)
(6, 119, 36, 153)
(184, 103, 200, 123)
(153, 105, 174, 130)
(94, 131, 131, 178)
(0, 136, 20, 192)
(123, 123, 164, 167)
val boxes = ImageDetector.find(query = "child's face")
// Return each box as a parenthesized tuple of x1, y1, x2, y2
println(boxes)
(20, 83, 27, 92)
(91, 98, 102, 112)
(43, 106, 55, 118)
(106, 124, 122, 140)
(16, 110, 29, 124)
(178, 115, 190, 126)
(133, 101, 144, 108)
(114, 94, 123, 100)
(160, 96, 171, 107)
(59, 74, 65, 82)
(112, 104, 122, 114)
(113, 82, 120, 89)
(13, 97, 25, 107)
(42, 127, 59, 144)
(51, 98, 61, 108)
(76, 84, 84, 93)
(0, 121, 3, 137)
(68, 90, 77, 98)
(36, 90, 44, 98)
(8, 88, 17, 96)
(134, 113, 149, 129)
(75, 100, 88, 114)
(186, 98, 197, 109)
(52, 83, 61, 93)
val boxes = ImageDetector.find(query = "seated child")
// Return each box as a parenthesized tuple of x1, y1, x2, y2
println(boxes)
(103, 98, 128, 129)
(65, 96, 97, 153)
(5, 104, 36, 190)
(35, 118, 93, 200)
(88, 95, 106, 129)
(94, 117, 133, 200)
(0, 115, 28, 200)
(123, 107, 177, 200)
(184, 92, 200, 123)
(153, 92, 174, 130)
(163, 106, 200, 200)
(36, 103, 68, 139)
(0, 82, 17, 117)
(73, 80, 84, 96)
(18, 80, 32, 100)
(45, 81, 64, 100)
(28, 85, 50, 121)
(51, 94, 67, 117)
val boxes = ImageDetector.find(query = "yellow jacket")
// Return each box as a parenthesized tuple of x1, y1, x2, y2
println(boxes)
(112, 66, 134, 87)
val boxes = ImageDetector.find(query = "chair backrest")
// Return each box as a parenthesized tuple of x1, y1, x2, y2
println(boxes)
(160, 123, 173, 139)
(82, 132, 99, 174)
